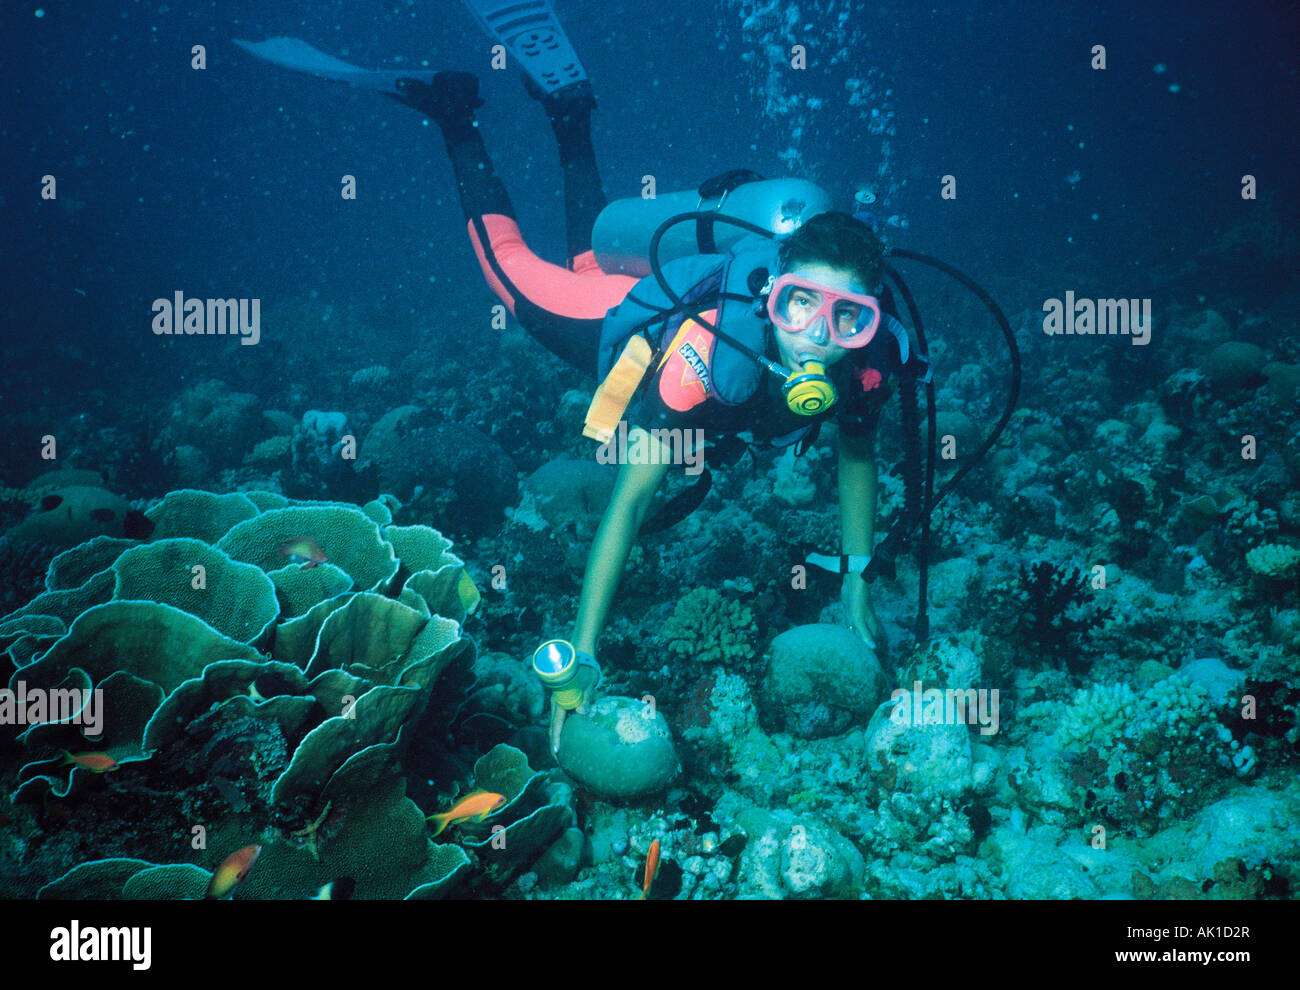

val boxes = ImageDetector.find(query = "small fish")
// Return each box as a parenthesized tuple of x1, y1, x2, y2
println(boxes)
(853, 181, 877, 206)
(427, 790, 505, 838)
(313, 877, 356, 901)
(638, 839, 661, 900)
(281, 537, 327, 569)
(457, 570, 481, 615)
(206, 844, 261, 899)
(61, 749, 118, 773)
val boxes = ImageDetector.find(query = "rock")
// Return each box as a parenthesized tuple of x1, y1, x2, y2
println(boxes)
(734, 807, 864, 899)
(160, 380, 268, 468)
(533, 827, 585, 886)
(988, 824, 1104, 899)
(518, 458, 617, 540)
(1207, 341, 1266, 387)
(1179, 656, 1244, 704)
(167, 444, 210, 488)
(935, 409, 981, 458)
(13, 486, 154, 549)
(302, 409, 347, 438)
(556, 696, 679, 800)
(780, 819, 864, 898)
(1178, 309, 1231, 352)
(468, 652, 546, 726)
(865, 691, 974, 799)
(1262, 362, 1300, 407)
(362, 406, 516, 529)
(760, 624, 884, 738)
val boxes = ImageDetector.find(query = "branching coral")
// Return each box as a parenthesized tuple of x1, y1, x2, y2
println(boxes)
(663, 587, 756, 666)
(985, 560, 1113, 674)
(1246, 543, 1300, 580)
(1057, 675, 1234, 836)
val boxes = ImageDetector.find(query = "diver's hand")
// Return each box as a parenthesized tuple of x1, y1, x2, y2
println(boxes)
(549, 696, 566, 756)
(842, 573, 887, 659)
(547, 663, 599, 756)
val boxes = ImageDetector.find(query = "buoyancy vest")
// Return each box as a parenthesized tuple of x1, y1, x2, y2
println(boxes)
(596, 235, 781, 407)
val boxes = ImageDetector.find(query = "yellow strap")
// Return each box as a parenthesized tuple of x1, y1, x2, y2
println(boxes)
(584, 335, 654, 443)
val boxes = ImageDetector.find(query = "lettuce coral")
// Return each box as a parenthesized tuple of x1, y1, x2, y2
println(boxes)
(2, 490, 489, 899)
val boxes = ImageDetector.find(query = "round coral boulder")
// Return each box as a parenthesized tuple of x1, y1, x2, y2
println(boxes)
(760, 623, 884, 738)
(556, 696, 679, 800)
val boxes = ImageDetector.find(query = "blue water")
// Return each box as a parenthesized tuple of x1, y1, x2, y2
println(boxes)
(1, 0, 1297, 904)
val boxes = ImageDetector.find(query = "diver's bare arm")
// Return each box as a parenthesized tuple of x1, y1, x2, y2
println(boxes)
(572, 430, 672, 656)
(839, 429, 878, 558)
(838, 428, 881, 647)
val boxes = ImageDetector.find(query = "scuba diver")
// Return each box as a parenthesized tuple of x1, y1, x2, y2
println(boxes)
(390, 67, 920, 748)
(235, 0, 1017, 755)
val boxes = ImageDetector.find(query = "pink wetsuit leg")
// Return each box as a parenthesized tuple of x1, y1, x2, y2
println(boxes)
(466, 215, 637, 319)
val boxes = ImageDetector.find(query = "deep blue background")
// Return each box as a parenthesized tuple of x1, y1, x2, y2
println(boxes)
(1, 0, 1296, 401)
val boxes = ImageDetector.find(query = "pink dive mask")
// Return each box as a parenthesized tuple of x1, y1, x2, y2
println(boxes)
(766, 273, 881, 348)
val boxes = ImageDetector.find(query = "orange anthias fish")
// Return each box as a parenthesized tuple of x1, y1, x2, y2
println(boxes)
(281, 537, 327, 569)
(638, 839, 661, 900)
(61, 750, 118, 773)
(206, 844, 261, 899)
(427, 791, 505, 838)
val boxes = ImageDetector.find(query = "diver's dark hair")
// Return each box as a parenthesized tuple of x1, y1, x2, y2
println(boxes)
(778, 211, 885, 291)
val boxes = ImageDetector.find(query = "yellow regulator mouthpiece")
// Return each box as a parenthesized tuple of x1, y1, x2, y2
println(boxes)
(783, 362, 836, 415)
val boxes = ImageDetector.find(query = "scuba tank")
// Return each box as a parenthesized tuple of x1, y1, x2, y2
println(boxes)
(592, 176, 832, 277)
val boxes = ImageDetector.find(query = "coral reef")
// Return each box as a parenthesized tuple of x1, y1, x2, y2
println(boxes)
(0, 490, 576, 899)
(359, 406, 516, 533)
(984, 560, 1114, 674)
(156, 380, 270, 472)
(1018, 674, 1242, 837)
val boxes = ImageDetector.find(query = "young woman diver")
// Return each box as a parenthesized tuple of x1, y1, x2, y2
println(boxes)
(235, 9, 1016, 757)
(377, 67, 933, 750)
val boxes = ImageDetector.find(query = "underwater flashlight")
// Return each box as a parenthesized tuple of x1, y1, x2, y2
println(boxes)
(531, 639, 600, 711)
(783, 362, 836, 415)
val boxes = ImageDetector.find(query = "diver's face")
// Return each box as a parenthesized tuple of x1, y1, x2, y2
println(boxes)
(772, 263, 867, 369)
